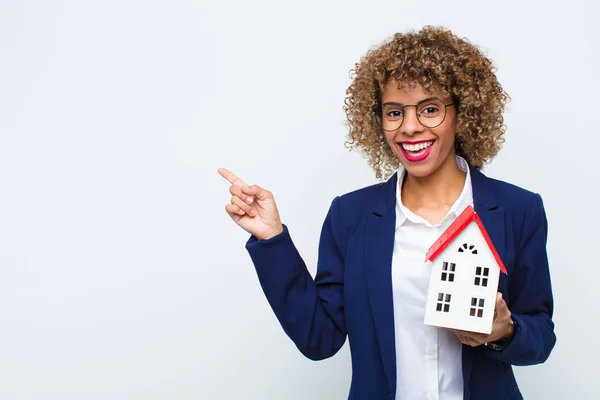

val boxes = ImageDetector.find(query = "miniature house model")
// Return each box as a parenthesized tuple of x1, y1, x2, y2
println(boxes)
(423, 205, 507, 334)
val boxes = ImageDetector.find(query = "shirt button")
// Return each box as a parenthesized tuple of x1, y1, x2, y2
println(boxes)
(428, 394, 437, 400)
(428, 348, 437, 356)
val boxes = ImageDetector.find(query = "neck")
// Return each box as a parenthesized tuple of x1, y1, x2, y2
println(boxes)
(401, 154, 466, 209)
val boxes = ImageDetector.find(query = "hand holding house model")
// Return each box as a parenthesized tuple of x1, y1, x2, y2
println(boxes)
(424, 205, 507, 335)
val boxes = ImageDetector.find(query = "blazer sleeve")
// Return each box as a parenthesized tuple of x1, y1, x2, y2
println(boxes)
(245, 196, 347, 360)
(484, 193, 556, 365)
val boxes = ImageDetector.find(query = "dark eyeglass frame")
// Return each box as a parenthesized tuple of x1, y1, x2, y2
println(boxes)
(378, 97, 455, 131)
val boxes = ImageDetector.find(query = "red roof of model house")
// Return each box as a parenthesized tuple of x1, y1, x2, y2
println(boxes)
(425, 205, 507, 274)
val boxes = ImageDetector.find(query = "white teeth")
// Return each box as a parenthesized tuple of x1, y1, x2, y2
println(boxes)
(401, 141, 434, 152)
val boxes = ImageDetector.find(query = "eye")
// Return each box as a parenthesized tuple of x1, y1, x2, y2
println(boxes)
(420, 106, 440, 116)
(386, 109, 404, 119)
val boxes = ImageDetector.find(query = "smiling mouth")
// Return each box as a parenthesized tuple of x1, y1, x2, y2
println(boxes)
(400, 140, 435, 156)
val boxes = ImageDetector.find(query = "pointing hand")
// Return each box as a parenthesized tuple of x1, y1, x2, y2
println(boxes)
(218, 168, 284, 241)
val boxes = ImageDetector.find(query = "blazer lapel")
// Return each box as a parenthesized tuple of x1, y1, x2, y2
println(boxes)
(470, 167, 506, 291)
(364, 173, 398, 395)
(465, 166, 507, 383)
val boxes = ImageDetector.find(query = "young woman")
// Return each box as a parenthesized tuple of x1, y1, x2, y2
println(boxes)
(218, 26, 555, 400)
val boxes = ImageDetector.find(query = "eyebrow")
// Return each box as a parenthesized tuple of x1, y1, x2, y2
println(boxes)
(381, 97, 441, 107)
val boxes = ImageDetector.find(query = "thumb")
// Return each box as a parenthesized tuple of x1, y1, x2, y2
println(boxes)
(242, 184, 271, 201)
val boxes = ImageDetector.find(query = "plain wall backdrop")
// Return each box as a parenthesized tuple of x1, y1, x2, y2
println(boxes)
(1, 0, 598, 398)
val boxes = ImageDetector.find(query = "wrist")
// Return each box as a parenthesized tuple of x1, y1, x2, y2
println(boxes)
(257, 224, 284, 241)
(485, 317, 517, 351)
(500, 318, 514, 340)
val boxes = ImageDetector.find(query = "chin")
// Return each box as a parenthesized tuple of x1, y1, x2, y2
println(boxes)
(396, 151, 440, 179)
(402, 163, 438, 179)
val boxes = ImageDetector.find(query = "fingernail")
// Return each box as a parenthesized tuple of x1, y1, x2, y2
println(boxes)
(246, 197, 253, 204)
(238, 210, 245, 215)
(249, 209, 256, 216)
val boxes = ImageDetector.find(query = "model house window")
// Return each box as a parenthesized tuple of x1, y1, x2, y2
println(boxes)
(474, 266, 490, 287)
(441, 262, 456, 282)
(436, 293, 451, 313)
(470, 297, 485, 318)
(458, 243, 478, 254)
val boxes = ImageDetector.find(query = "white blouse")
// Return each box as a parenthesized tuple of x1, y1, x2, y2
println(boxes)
(392, 156, 473, 400)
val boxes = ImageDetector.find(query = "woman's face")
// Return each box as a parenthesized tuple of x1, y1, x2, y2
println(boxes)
(381, 80, 459, 179)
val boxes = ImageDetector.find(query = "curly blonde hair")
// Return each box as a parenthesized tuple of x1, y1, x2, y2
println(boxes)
(344, 26, 510, 179)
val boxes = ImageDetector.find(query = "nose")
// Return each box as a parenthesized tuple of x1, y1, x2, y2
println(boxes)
(400, 106, 424, 136)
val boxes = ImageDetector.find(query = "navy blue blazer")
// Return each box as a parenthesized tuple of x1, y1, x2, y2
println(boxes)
(246, 166, 555, 400)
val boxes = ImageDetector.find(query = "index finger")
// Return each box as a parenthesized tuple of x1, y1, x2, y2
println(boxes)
(218, 168, 246, 187)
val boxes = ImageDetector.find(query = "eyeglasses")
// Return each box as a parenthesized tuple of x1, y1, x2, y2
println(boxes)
(378, 97, 455, 131)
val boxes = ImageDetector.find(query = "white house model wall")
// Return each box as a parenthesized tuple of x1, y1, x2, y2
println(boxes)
(424, 221, 500, 334)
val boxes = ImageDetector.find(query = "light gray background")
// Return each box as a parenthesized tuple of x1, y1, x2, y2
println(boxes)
(1, 0, 598, 399)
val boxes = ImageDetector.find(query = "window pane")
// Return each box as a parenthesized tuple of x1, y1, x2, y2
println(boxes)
(444, 304, 450, 312)
(438, 293, 444, 301)
(479, 299, 485, 307)
(437, 303, 443, 312)
(483, 268, 489, 276)
(476, 266, 482, 275)
(471, 298, 477, 306)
